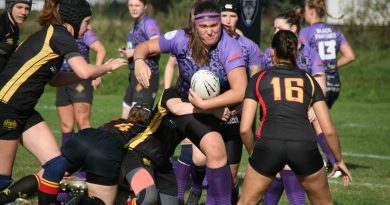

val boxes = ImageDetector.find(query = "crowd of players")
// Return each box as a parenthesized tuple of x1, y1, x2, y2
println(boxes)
(0, 0, 355, 204)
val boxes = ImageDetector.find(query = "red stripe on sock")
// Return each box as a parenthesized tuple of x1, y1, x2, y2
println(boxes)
(38, 179, 59, 195)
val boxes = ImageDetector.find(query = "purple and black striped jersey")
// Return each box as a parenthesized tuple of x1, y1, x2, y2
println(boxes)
(299, 23, 347, 74)
(159, 29, 245, 98)
(61, 29, 98, 72)
(127, 16, 160, 74)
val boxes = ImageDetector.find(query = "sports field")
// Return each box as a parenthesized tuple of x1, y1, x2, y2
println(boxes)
(11, 47, 390, 204)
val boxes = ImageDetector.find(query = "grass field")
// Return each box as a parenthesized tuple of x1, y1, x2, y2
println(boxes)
(12, 91, 390, 204)
(7, 4, 390, 204)
(12, 62, 390, 204)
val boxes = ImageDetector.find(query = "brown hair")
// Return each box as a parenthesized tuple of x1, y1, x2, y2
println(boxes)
(305, 0, 327, 18)
(37, 0, 63, 26)
(272, 30, 298, 65)
(276, 6, 304, 33)
(190, 1, 221, 66)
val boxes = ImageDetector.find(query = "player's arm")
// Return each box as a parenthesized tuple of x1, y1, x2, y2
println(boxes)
(312, 100, 352, 185)
(249, 64, 261, 77)
(189, 66, 247, 110)
(164, 55, 177, 89)
(337, 42, 356, 68)
(49, 56, 127, 86)
(240, 98, 257, 154)
(89, 39, 107, 89)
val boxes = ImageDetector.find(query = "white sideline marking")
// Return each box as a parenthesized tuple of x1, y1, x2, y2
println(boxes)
(236, 172, 390, 189)
(343, 152, 390, 160)
(339, 123, 390, 130)
(328, 179, 390, 189)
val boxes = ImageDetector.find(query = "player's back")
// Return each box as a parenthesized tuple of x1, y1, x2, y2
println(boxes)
(253, 65, 323, 142)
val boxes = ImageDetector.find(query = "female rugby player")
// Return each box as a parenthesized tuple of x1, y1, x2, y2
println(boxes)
(238, 30, 352, 205)
(134, 1, 247, 204)
(0, 0, 126, 204)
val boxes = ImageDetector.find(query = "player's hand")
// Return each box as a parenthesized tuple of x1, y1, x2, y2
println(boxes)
(330, 160, 352, 186)
(134, 59, 151, 88)
(210, 107, 231, 121)
(92, 77, 102, 89)
(308, 107, 316, 123)
(188, 88, 206, 110)
(105, 58, 128, 73)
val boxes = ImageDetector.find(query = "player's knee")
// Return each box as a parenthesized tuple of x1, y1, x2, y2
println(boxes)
(136, 185, 158, 205)
(42, 155, 68, 182)
(0, 175, 12, 190)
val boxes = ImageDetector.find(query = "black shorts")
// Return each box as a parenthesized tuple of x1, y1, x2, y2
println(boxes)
(123, 71, 158, 108)
(61, 128, 125, 185)
(172, 113, 222, 147)
(249, 138, 323, 176)
(120, 151, 177, 196)
(0, 104, 44, 140)
(325, 72, 341, 109)
(221, 122, 243, 165)
(56, 80, 94, 106)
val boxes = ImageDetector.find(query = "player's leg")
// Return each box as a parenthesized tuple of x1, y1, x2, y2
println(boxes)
(238, 164, 274, 205)
(287, 140, 332, 204)
(188, 144, 206, 204)
(0, 138, 19, 204)
(281, 168, 306, 205)
(87, 183, 118, 205)
(56, 85, 75, 145)
(22, 119, 68, 204)
(155, 165, 179, 205)
(174, 139, 192, 204)
(73, 80, 94, 130)
(263, 174, 284, 205)
(122, 152, 159, 205)
(297, 167, 333, 205)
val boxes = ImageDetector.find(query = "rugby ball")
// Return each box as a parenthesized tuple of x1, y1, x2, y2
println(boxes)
(191, 70, 220, 100)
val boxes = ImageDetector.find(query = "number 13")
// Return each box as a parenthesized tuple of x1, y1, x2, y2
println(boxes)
(271, 77, 304, 103)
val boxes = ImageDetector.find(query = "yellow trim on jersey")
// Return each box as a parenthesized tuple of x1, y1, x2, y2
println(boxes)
(0, 25, 59, 102)
(305, 73, 315, 107)
(126, 96, 168, 149)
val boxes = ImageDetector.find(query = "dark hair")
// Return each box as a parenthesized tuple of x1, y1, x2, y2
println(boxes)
(37, 0, 63, 26)
(276, 6, 304, 33)
(138, 0, 147, 5)
(190, 1, 221, 66)
(218, 0, 241, 16)
(305, 0, 327, 18)
(271, 30, 298, 65)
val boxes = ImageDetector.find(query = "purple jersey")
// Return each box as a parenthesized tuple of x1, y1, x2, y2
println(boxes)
(61, 29, 97, 72)
(299, 23, 347, 74)
(260, 45, 324, 76)
(236, 35, 261, 72)
(127, 16, 160, 73)
(159, 29, 245, 98)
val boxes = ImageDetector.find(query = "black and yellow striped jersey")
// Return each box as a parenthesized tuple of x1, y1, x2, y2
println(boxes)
(0, 24, 80, 113)
(0, 12, 19, 70)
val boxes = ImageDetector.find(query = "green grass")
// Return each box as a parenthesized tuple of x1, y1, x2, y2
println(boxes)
(12, 89, 390, 204)
(7, 3, 390, 204)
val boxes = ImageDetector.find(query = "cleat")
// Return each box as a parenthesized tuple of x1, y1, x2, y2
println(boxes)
(14, 198, 31, 205)
(186, 189, 201, 205)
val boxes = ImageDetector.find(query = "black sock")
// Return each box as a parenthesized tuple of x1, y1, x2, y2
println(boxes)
(0, 174, 39, 204)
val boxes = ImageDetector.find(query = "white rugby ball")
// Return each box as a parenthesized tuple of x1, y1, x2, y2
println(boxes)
(191, 70, 220, 100)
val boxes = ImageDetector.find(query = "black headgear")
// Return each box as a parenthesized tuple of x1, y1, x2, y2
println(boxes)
(59, 0, 92, 39)
(6, 0, 32, 13)
(218, 0, 241, 16)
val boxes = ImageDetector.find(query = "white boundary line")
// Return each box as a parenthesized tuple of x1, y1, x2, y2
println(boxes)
(236, 172, 390, 189)
(343, 152, 390, 160)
